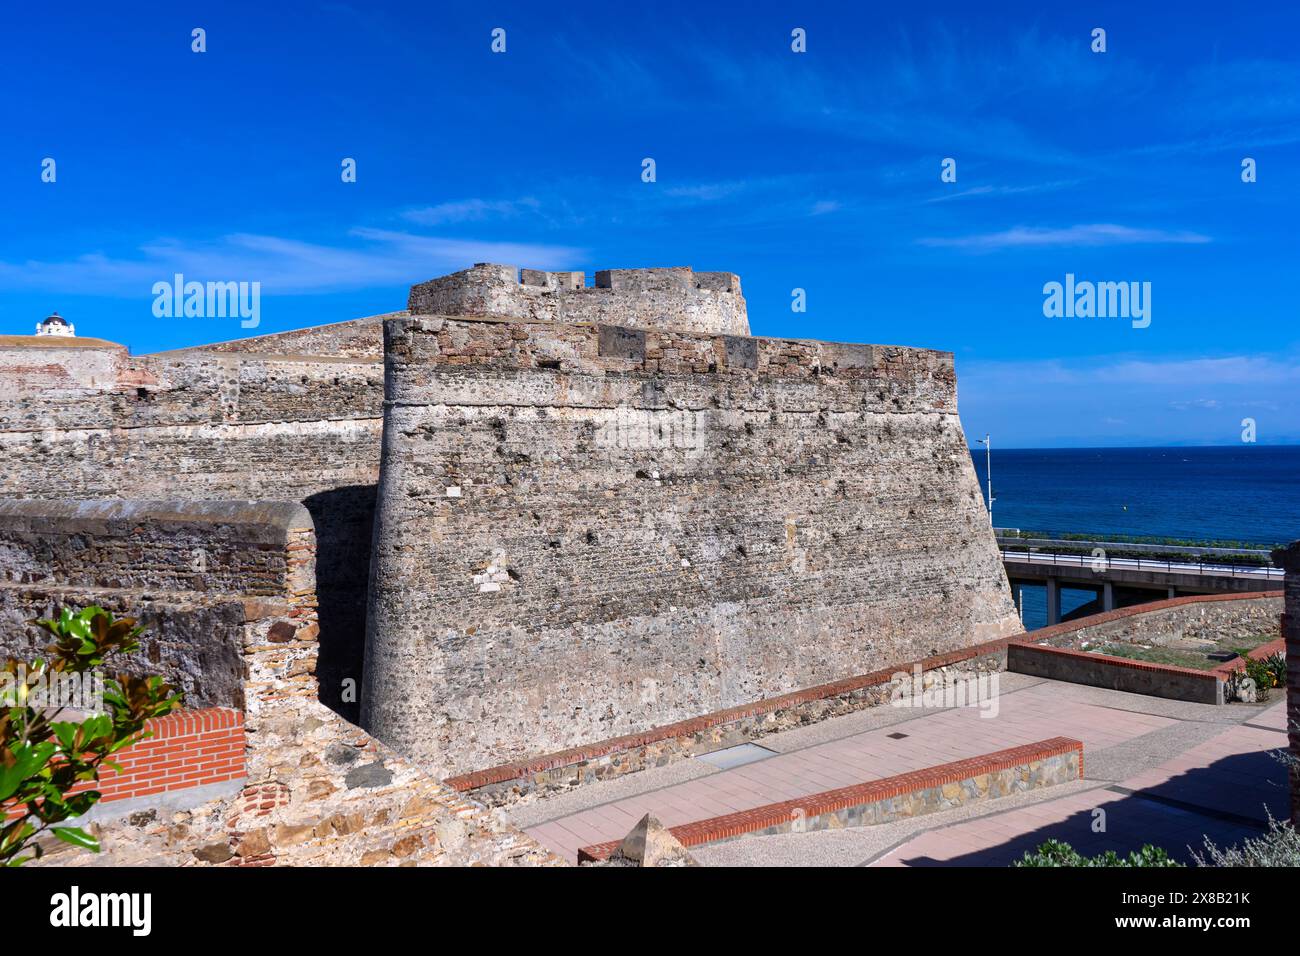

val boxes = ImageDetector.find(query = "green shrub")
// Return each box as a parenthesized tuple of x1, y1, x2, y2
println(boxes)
(1014, 839, 1182, 867)
(1, 606, 182, 866)
(1194, 813, 1300, 867)
(1260, 652, 1286, 689)
(1243, 652, 1284, 694)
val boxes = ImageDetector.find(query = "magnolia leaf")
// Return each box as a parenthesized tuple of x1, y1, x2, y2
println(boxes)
(52, 826, 99, 851)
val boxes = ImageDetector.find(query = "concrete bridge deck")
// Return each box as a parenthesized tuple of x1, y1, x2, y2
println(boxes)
(1000, 547, 1282, 625)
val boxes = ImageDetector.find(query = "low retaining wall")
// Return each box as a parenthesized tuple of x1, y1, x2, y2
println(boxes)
(577, 737, 1083, 861)
(1008, 643, 1224, 704)
(0, 499, 321, 719)
(447, 638, 1011, 806)
(1210, 637, 1287, 676)
(1006, 591, 1282, 705)
(4, 707, 245, 821)
(1031, 591, 1281, 649)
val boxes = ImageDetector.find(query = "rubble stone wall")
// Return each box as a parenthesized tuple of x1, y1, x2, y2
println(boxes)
(0, 499, 320, 714)
(408, 263, 750, 336)
(0, 332, 385, 718)
(1028, 592, 1282, 650)
(1, 267, 1020, 791)
(363, 313, 1020, 777)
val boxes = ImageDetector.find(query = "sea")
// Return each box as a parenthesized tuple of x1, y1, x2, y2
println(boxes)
(968, 445, 1300, 629)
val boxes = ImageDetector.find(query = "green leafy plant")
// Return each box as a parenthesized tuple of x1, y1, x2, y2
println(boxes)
(1014, 838, 1182, 867)
(1, 606, 182, 866)
(1257, 652, 1286, 690)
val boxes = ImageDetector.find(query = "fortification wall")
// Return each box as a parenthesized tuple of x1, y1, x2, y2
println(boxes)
(408, 263, 749, 336)
(1, 266, 1020, 786)
(3, 497, 558, 868)
(0, 499, 318, 715)
(0, 331, 383, 492)
(363, 313, 1020, 777)
(0, 326, 387, 717)
(165, 314, 391, 359)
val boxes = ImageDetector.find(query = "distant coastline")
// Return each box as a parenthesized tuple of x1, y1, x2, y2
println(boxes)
(968, 442, 1300, 452)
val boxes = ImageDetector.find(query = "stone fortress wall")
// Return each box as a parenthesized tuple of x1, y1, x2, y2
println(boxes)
(0, 263, 1019, 784)
(0, 325, 387, 717)
(0, 498, 319, 715)
(408, 263, 749, 336)
(364, 267, 1020, 776)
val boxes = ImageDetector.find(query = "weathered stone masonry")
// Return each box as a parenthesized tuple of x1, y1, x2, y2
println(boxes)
(1, 263, 1018, 791)
(363, 277, 1020, 777)
(0, 325, 388, 718)
(0, 499, 320, 716)
(0, 498, 557, 867)
(408, 263, 749, 336)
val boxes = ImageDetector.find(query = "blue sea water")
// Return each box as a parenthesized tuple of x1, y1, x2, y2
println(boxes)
(968, 445, 1300, 628)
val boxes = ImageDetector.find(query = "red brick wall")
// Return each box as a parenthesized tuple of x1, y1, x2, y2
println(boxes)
(4, 707, 245, 821)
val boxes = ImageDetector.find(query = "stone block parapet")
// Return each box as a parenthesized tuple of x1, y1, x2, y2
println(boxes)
(407, 263, 750, 336)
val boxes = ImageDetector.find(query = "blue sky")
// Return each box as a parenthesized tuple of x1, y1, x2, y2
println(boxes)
(3, 1, 1297, 447)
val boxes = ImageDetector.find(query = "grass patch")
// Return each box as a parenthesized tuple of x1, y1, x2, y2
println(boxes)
(1088, 633, 1274, 670)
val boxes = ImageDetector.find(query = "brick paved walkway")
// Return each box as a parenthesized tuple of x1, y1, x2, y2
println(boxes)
(522, 679, 1182, 861)
(872, 700, 1289, 866)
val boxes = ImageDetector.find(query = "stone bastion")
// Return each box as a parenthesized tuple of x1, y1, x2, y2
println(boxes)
(0, 263, 1020, 784)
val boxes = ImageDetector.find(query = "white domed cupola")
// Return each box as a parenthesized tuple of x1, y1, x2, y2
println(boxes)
(36, 311, 75, 337)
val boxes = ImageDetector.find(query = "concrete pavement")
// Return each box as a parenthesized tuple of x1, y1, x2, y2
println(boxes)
(509, 673, 1284, 865)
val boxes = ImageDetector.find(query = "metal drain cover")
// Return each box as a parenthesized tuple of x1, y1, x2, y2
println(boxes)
(694, 743, 776, 770)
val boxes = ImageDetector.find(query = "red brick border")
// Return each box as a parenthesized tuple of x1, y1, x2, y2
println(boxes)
(576, 736, 1084, 861)
(1013, 591, 1282, 701)
(1029, 590, 1279, 645)
(447, 591, 1280, 794)
(1210, 637, 1287, 675)
(4, 707, 245, 821)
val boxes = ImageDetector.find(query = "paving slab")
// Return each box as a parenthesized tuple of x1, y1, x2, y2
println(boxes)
(512, 675, 1275, 863)
(871, 700, 1289, 867)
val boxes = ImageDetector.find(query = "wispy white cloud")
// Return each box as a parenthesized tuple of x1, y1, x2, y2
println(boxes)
(1182, 58, 1300, 125)
(1096, 356, 1292, 387)
(553, 26, 1105, 168)
(919, 223, 1212, 250)
(0, 230, 586, 296)
(401, 197, 541, 225)
(963, 354, 1299, 389)
(958, 353, 1300, 445)
(663, 182, 749, 201)
(923, 180, 1082, 204)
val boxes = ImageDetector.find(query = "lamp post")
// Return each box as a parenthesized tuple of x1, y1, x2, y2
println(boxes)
(976, 434, 994, 526)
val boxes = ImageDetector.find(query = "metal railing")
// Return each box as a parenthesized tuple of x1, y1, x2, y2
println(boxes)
(998, 547, 1284, 578)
